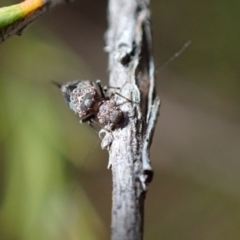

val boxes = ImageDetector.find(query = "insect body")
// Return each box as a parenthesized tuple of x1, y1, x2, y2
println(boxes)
(56, 80, 123, 129)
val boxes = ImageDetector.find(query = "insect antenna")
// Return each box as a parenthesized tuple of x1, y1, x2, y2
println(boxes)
(156, 40, 191, 73)
(112, 91, 138, 104)
(51, 80, 62, 88)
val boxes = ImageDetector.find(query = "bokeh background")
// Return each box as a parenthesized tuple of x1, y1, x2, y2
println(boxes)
(0, 0, 240, 239)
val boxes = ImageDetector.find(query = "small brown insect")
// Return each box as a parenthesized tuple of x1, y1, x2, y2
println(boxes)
(54, 80, 124, 129)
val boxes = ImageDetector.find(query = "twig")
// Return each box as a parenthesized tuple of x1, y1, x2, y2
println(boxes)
(0, 0, 70, 43)
(104, 0, 160, 239)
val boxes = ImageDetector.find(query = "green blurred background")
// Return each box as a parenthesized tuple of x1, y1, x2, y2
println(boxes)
(0, 0, 240, 239)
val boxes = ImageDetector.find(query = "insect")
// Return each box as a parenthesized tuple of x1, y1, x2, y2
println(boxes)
(54, 80, 125, 130)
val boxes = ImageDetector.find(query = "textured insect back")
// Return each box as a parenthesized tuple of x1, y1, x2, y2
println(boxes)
(97, 99, 123, 128)
(60, 80, 102, 121)
(57, 79, 125, 133)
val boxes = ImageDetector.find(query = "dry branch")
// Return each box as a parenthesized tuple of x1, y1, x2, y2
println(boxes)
(104, 0, 160, 239)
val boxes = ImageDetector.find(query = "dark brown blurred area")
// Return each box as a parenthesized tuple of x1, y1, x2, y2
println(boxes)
(1, 0, 240, 240)
(43, 0, 108, 79)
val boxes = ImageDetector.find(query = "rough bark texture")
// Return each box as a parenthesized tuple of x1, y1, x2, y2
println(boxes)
(0, 0, 70, 43)
(104, 0, 160, 239)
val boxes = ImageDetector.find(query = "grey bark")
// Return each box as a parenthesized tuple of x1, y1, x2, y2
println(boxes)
(103, 0, 160, 239)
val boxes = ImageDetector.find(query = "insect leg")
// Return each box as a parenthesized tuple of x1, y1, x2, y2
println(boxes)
(95, 80, 106, 98)
(80, 114, 95, 124)
(111, 92, 138, 104)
